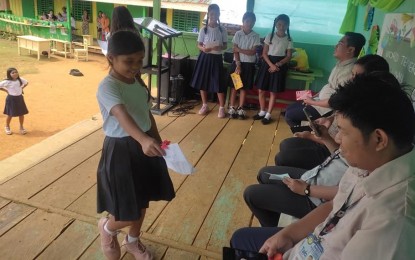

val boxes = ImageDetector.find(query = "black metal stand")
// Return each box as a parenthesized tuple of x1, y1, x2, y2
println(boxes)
(134, 18, 182, 115)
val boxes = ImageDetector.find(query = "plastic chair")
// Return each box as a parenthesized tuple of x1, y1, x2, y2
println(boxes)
(74, 37, 88, 61)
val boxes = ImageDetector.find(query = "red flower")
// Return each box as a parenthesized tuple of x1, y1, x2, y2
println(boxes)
(161, 140, 171, 150)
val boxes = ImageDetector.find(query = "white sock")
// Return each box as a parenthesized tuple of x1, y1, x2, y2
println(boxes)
(258, 110, 266, 116)
(202, 103, 208, 107)
(127, 234, 139, 243)
(219, 106, 224, 110)
(265, 112, 271, 119)
(104, 222, 117, 236)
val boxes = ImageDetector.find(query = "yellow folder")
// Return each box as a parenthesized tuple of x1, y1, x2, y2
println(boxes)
(230, 72, 243, 90)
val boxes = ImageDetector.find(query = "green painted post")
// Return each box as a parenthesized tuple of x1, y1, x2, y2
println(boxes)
(67, 0, 71, 42)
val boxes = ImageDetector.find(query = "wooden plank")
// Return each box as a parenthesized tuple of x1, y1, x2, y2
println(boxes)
(267, 114, 293, 166)
(29, 153, 100, 209)
(0, 131, 104, 199)
(142, 104, 224, 231)
(161, 248, 200, 260)
(147, 111, 253, 246)
(0, 202, 35, 236)
(153, 112, 178, 131)
(0, 197, 10, 209)
(37, 220, 97, 259)
(0, 209, 72, 259)
(193, 110, 282, 253)
(66, 184, 105, 218)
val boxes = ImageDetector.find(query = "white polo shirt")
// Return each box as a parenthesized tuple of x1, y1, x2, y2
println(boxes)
(232, 30, 261, 63)
(313, 58, 356, 116)
(0, 77, 28, 96)
(264, 33, 293, 56)
(285, 148, 415, 260)
(197, 25, 228, 55)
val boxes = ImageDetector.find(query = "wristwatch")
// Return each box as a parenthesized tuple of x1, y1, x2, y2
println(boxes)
(304, 184, 311, 196)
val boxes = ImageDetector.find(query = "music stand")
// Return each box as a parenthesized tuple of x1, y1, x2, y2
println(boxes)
(134, 17, 182, 115)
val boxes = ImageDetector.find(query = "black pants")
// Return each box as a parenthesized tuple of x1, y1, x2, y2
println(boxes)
(284, 102, 322, 127)
(275, 137, 331, 170)
(230, 226, 282, 253)
(244, 166, 315, 227)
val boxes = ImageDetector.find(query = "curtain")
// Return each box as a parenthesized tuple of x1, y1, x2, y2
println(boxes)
(340, 0, 406, 33)
(351, 0, 405, 11)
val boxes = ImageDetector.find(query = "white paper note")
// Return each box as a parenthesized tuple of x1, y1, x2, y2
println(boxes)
(163, 143, 195, 175)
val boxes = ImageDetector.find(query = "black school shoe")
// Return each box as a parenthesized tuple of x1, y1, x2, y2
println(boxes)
(253, 114, 265, 120)
(261, 117, 271, 125)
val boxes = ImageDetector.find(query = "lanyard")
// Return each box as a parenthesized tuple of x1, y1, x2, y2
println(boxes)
(319, 184, 364, 237)
(317, 149, 341, 171)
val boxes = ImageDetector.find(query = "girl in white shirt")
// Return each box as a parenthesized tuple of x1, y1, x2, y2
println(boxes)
(190, 4, 228, 118)
(254, 14, 294, 124)
(0, 68, 29, 135)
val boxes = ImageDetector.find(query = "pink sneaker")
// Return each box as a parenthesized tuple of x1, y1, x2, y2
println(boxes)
(218, 107, 226, 118)
(122, 235, 153, 260)
(198, 105, 209, 115)
(98, 218, 121, 260)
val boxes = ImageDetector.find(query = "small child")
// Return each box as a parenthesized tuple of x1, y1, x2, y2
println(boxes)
(228, 11, 260, 119)
(254, 14, 293, 124)
(190, 4, 228, 118)
(96, 31, 175, 259)
(0, 68, 29, 135)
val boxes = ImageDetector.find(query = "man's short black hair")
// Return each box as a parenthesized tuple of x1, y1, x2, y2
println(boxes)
(344, 32, 366, 57)
(329, 72, 415, 149)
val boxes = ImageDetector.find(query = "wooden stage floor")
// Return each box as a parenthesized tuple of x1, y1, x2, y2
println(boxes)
(0, 103, 293, 260)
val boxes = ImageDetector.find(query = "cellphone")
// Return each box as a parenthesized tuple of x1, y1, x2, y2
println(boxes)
(223, 247, 268, 260)
(303, 108, 322, 137)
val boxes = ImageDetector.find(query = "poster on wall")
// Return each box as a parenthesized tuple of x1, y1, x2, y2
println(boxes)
(378, 13, 415, 95)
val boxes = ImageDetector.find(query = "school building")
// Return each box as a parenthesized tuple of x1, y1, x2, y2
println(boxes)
(0, 0, 413, 91)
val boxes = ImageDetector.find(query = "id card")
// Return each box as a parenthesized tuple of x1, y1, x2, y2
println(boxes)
(294, 233, 324, 260)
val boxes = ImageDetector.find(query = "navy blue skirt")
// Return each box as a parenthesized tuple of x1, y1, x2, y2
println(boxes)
(190, 52, 226, 93)
(97, 135, 175, 221)
(255, 56, 288, 93)
(228, 61, 256, 90)
(3, 95, 28, 117)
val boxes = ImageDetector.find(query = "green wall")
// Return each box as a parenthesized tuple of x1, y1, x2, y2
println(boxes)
(96, 2, 113, 22)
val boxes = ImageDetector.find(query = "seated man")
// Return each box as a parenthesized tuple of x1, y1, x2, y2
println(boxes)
(284, 32, 366, 128)
(231, 72, 415, 259)
(278, 54, 389, 170)
(244, 123, 346, 227)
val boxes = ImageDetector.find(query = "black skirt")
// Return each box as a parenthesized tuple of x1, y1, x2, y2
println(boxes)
(228, 61, 256, 90)
(3, 95, 29, 117)
(190, 52, 226, 93)
(97, 135, 175, 221)
(255, 56, 288, 92)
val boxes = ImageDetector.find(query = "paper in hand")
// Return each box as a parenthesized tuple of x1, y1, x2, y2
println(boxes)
(265, 172, 290, 180)
(163, 143, 195, 175)
(296, 90, 312, 100)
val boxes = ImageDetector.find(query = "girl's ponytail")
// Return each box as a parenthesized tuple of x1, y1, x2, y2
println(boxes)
(269, 18, 277, 44)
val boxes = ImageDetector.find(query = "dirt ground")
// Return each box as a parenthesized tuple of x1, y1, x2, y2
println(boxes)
(0, 38, 109, 161)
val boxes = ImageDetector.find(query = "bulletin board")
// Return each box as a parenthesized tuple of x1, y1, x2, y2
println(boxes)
(378, 13, 415, 104)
